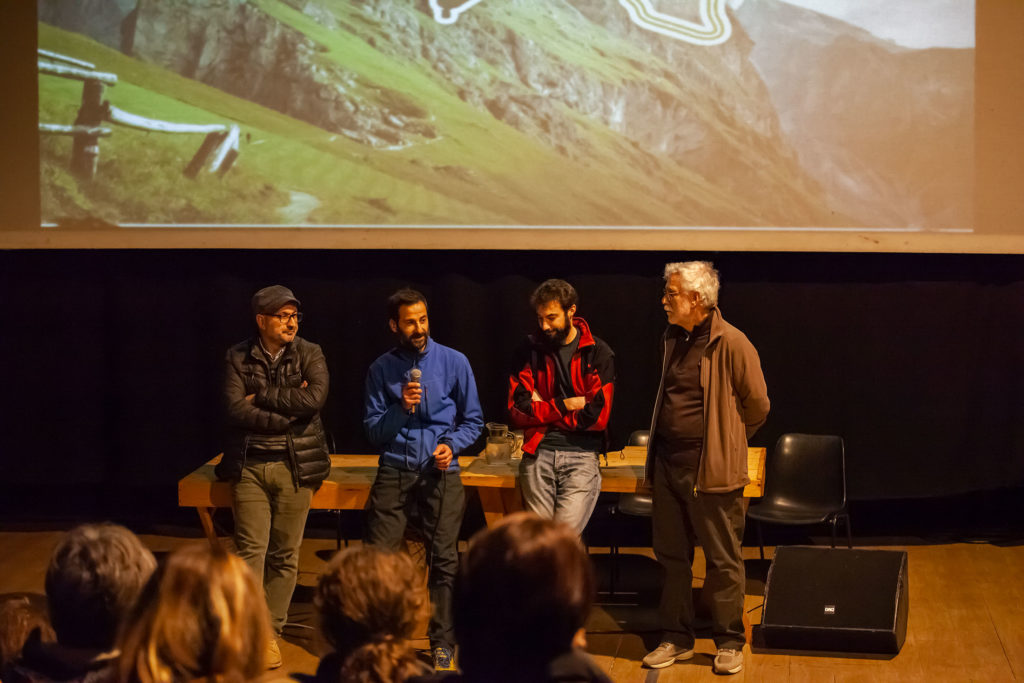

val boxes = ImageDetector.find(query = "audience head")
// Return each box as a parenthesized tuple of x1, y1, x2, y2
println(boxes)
(454, 513, 595, 681)
(45, 523, 156, 651)
(0, 594, 55, 672)
(314, 546, 429, 683)
(117, 544, 270, 683)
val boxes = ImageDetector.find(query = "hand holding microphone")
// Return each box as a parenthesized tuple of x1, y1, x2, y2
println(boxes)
(403, 368, 422, 414)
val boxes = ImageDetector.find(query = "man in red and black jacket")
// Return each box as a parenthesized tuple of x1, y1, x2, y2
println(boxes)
(507, 279, 615, 535)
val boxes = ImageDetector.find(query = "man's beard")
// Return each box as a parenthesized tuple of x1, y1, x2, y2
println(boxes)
(542, 316, 572, 347)
(400, 331, 428, 351)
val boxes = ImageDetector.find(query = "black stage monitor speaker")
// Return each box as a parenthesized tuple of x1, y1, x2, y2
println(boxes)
(760, 546, 909, 654)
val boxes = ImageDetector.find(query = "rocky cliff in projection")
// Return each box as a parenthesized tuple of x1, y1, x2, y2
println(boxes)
(735, 0, 973, 230)
(37, 0, 968, 229)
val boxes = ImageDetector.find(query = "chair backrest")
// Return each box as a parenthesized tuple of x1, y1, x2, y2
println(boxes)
(762, 433, 846, 512)
(628, 430, 650, 447)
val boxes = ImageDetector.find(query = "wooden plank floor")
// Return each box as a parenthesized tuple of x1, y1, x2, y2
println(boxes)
(1, 530, 1021, 682)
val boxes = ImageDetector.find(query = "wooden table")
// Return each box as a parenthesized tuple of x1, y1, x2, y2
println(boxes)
(178, 447, 766, 546)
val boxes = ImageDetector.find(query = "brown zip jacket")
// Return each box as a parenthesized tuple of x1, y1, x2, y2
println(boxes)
(645, 307, 770, 493)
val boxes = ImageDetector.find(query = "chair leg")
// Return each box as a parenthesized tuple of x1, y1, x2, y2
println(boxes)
(830, 516, 837, 548)
(842, 512, 852, 549)
(756, 519, 765, 561)
(609, 509, 619, 596)
(335, 510, 344, 551)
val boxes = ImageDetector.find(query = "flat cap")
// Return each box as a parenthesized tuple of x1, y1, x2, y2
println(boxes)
(251, 285, 300, 315)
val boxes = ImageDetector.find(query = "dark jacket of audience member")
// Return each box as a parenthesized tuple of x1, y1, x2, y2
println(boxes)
(4, 524, 155, 683)
(413, 513, 612, 683)
(116, 544, 271, 683)
(312, 546, 431, 683)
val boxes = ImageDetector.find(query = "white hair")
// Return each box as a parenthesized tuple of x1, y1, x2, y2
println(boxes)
(663, 261, 720, 308)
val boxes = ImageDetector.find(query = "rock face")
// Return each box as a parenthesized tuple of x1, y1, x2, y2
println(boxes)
(735, 0, 973, 229)
(38, 0, 138, 52)
(128, 0, 437, 148)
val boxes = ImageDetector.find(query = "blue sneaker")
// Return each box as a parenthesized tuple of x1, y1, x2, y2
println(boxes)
(432, 646, 456, 672)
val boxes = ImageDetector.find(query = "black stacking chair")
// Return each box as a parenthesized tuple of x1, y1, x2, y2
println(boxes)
(746, 433, 851, 560)
(608, 430, 653, 595)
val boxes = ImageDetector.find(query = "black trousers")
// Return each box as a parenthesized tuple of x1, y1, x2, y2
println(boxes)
(651, 455, 747, 650)
(366, 464, 465, 650)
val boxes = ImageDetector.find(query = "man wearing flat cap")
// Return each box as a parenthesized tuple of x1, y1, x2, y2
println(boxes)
(218, 285, 330, 669)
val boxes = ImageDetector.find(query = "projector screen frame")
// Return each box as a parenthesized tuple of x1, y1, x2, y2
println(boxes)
(2, 0, 1022, 254)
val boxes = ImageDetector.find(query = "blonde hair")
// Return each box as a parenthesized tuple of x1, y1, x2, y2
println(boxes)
(664, 261, 720, 308)
(117, 544, 270, 683)
(314, 546, 430, 683)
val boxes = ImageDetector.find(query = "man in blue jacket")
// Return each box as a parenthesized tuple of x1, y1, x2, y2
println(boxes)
(364, 288, 484, 672)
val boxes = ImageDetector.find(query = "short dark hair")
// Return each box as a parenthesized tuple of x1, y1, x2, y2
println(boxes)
(387, 288, 427, 322)
(529, 279, 577, 311)
(454, 513, 594, 680)
(45, 523, 156, 650)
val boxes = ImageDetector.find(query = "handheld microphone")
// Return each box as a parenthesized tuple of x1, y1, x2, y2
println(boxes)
(409, 368, 422, 414)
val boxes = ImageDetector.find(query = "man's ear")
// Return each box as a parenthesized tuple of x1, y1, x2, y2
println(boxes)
(388, 319, 398, 333)
(567, 304, 577, 319)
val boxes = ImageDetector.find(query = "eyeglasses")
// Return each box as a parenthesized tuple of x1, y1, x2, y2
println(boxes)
(264, 312, 303, 323)
(663, 288, 683, 299)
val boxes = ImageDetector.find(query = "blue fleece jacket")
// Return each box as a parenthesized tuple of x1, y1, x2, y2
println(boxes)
(364, 338, 484, 472)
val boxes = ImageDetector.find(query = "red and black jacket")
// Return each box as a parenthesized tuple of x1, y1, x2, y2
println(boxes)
(507, 317, 615, 455)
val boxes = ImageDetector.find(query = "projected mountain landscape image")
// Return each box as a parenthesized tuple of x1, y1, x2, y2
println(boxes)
(37, 0, 974, 229)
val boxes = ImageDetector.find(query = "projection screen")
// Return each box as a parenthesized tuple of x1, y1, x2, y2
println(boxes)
(3, 0, 1022, 251)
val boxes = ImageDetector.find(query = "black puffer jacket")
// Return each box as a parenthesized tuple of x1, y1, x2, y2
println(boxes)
(217, 336, 330, 488)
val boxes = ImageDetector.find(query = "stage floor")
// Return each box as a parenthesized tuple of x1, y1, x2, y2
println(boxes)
(1, 529, 1022, 682)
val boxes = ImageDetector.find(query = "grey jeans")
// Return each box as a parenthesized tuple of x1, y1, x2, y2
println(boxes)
(519, 447, 601, 535)
(232, 460, 313, 637)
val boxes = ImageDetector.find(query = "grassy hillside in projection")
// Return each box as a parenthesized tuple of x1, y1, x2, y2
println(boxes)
(39, 24, 512, 225)
(39, 0, 837, 227)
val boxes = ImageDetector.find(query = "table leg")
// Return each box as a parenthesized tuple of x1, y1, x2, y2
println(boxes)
(196, 507, 222, 549)
(500, 487, 523, 516)
(477, 487, 525, 528)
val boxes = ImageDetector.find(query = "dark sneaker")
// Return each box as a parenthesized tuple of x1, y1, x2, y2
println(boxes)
(432, 646, 456, 672)
(642, 642, 694, 669)
(713, 648, 743, 675)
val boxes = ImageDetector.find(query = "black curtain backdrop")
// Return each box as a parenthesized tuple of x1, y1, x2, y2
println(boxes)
(1, 249, 1023, 525)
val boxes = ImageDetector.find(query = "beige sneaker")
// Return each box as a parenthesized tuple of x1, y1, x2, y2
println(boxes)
(642, 642, 694, 669)
(713, 647, 743, 675)
(266, 638, 283, 670)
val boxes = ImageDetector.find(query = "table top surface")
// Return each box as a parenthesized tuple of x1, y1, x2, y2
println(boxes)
(180, 446, 765, 499)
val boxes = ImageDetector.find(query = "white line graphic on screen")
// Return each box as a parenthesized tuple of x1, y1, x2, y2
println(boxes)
(429, 0, 732, 45)
(429, 0, 484, 25)
(617, 0, 732, 45)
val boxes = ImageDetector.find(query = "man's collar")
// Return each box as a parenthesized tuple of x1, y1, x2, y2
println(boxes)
(254, 337, 289, 362)
(393, 337, 432, 359)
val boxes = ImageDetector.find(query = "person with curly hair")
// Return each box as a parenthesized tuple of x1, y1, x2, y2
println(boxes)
(313, 546, 431, 683)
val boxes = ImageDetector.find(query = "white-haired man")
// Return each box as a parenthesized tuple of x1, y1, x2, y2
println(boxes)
(642, 261, 769, 675)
